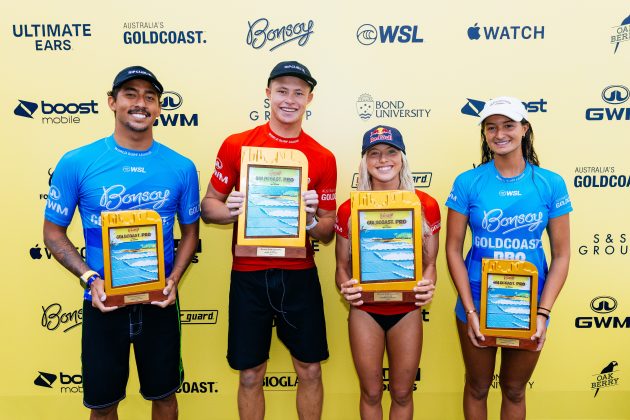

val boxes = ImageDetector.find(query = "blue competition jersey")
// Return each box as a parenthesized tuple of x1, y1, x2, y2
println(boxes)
(44, 135, 200, 300)
(445, 161, 572, 321)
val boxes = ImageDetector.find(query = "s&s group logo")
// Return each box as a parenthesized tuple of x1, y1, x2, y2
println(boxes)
(246, 18, 314, 51)
(154, 91, 198, 127)
(610, 14, 630, 54)
(12, 23, 92, 51)
(591, 361, 620, 397)
(574, 165, 630, 188)
(466, 23, 544, 41)
(263, 372, 298, 391)
(575, 296, 629, 328)
(585, 85, 630, 121)
(461, 98, 547, 117)
(34, 371, 83, 394)
(356, 24, 423, 46)
(577, 233, 627, 256)
(122, 21, 206, 46)
(249, 98, 313, 122)
(14, 98, 98, 125)
(356, 93, 430, 120)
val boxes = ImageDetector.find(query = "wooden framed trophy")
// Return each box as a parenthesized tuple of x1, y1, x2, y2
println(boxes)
(101, 210, 167, 307)
(480, 259, 539, 350)
(351, 190, 422, 303)
(236, 146, 308, 258)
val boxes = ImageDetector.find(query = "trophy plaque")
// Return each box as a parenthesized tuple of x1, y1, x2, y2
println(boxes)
(236, 146, 308, 258)
(480, 259, 539, 350)
(351, 190, 422, 303)
(101, 210, 166, 307)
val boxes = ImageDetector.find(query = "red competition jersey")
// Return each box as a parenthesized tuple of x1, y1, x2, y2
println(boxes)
(211, 123, 337, 271)
(334, 189, 441, 315)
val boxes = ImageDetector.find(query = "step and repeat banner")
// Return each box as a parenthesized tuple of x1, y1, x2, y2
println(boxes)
(1, 0, 629, 418)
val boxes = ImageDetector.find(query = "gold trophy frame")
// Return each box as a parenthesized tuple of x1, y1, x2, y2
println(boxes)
(236, 146, 309, 258)
(480, 259, 539, 350)
(351, 190, 422, 303)
(101, 210, 167, 307)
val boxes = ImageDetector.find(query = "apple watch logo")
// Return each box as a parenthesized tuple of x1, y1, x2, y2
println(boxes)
(467, 23, 481, 40)
(30, 244, 43, 260)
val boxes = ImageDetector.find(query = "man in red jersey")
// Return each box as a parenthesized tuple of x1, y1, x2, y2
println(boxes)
(201, 61, 337, 420)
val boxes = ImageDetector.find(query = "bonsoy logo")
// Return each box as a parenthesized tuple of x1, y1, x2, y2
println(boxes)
(592, 361, 619, 397)
(467, 23, 544, 40)
(246, 18, 314, 52)
(13, 98, 98, 125)
(34, 372, 57, 388)
(461, 98, 547, 117)
(356, 24, 423, 45)
(611, 14, 630, 54)
(586, 85, 630, 121)
(154, 91, 198, 127)
(575, 296, 629, 328)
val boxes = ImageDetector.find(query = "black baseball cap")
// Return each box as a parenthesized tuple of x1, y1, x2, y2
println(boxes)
(267, 61, 317, 90)
(112, 66, 163, 94)
(362, 125, 406, 155)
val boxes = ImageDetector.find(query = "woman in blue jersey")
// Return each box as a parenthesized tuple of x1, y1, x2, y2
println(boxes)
(445, 97, 572, 419)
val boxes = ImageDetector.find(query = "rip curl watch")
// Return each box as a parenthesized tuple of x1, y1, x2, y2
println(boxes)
(80, 270, 100, 290)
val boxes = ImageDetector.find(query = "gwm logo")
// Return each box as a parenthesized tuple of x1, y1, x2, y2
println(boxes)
(161, 91, 183, 110)
(590, 296, 617, 314)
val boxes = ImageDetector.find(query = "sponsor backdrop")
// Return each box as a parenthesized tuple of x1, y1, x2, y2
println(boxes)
(1, 0, 629, 418)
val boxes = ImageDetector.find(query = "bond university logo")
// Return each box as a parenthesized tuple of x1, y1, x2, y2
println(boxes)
(611, 14, 630, 54)
(586, 85, 630, 121)
(592, 361, 619, 397)
(357, 94, 374, 119)
(356, 93, 430, 120)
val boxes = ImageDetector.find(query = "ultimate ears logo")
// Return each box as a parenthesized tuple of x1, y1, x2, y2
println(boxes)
(592, 361, 619, 397)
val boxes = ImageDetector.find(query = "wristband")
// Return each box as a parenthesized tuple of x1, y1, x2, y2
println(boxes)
(80, 270, 100, 290)
(538, 306, 551, 313)
(465, 308, 476, 316)
(305, 217, 318, 231)
(537, 311, 550, 320)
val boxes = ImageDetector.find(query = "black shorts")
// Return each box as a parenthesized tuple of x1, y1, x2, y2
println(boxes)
(227, 268, 329, 370)
(81, 300, 183, 409)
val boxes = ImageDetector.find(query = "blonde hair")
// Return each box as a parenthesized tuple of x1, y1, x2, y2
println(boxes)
(357, 151, 414, 192)
(356, 151, 431, 237)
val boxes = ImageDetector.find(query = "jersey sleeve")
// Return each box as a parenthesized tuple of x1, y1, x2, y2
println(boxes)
(315, 152, 337, 211)
(44, 153, 78, 227)
(444, 173, 470, 216)
(548, 174, 573, 218)
(177, 159, 201, 225)
(210, 136, 239, 195)
(334, 200, 351, 239)
(418, 191, 441, 236)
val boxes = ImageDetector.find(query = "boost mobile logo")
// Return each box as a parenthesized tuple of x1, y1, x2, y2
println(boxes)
(34, 372, 57, 388)
(461, 98, 547, 117)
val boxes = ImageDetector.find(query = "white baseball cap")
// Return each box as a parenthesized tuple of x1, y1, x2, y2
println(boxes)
(478, 96, 528, 124)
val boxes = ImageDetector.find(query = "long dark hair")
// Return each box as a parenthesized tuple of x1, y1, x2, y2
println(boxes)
(480, 118, 539, 166)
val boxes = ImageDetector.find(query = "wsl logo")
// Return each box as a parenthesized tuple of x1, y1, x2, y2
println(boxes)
(575, 296, 629, 328)
(12, 23, 92, 51)
(14, 98, 98, 125)
(467, 23, 544, 40)
(611, 14, 630, 54)
(356, 93, 431, 120)
(461, 98, 547, 117)
(246, 18, 314, 52)
(154, 91, 198, 127)
(586, 85, 630, 121)
(356, 24, 423, 46)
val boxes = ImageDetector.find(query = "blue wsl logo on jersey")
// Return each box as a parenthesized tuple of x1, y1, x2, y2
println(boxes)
(14, 98, 98, 125)
(122, 21, 206, 45)
(12, 23, 92, 51)
(461, 98, 547, 117)
(154, 91, 198, 127)
(356, 24, 423, 45)
(466, 23, 544, 40)
(585, 85, 630, 121)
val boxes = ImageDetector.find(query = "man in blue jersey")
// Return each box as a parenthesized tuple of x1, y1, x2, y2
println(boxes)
(43, 66, 200, 420)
